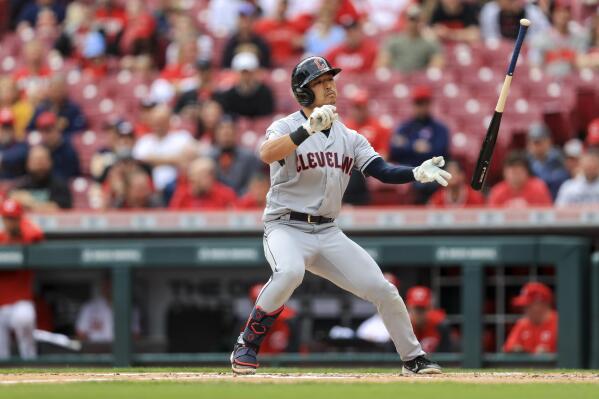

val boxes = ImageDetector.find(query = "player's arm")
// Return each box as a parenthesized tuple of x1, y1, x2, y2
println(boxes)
(259, 105, 338, 164)
(364, 157, 452, 186)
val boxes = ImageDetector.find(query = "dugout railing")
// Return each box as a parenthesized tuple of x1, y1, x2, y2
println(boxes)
(0, 235, 590, 368)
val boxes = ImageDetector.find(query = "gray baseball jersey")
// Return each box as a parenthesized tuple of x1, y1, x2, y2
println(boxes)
(263, 111, 380, 222)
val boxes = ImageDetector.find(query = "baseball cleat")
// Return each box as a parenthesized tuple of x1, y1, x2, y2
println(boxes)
(402, 355, 442, 375)
(231, 343, 259, 375)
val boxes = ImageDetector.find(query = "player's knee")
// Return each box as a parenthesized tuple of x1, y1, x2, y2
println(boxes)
(275, 266, 305, 289)
(367, 279, 400, 305)
(9, 301, 36, 331)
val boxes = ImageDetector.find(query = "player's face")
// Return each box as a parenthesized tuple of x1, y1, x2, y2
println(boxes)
(525, 301, 550, 325)
(309, 73, 337, 107)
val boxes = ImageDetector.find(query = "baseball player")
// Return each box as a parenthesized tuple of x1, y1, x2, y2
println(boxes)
(231, 56, 451, 375)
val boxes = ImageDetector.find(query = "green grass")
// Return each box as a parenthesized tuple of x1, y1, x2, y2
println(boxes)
(1, 381, 598, 399)
(0, 368, 597, 399)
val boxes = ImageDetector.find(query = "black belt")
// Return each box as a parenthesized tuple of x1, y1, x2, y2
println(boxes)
(288, 212, 334, 225)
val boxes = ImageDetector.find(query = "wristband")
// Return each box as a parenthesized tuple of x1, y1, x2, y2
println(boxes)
(289, 126, 310, 146)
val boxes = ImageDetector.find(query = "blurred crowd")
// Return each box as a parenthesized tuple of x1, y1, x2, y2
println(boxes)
(0, 0, 598, 210)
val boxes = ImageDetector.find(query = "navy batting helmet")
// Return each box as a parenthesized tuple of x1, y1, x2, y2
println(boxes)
(291, 56, 341, 107)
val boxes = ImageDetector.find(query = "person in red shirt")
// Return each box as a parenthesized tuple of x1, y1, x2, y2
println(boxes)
(504, 282, 557, 354)
(0, 199, 44, 359)
(254, 0, 304, 66)
(429, 160, 485, 208)
(236, 173, 270, 210)
(344, 89, 391, 158)
(325, 19, 378, 73)
(119, 0, 156, 56)
(169, 157, 237, 210)
(12, 40, 51, 96)
(243, 283, 298, 354)
(488, 151, 553, 208)
(406, 286, 454, 353)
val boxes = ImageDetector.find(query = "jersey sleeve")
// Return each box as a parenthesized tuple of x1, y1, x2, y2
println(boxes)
(353, 132, 381, 173)
(265, 119, 292, 140)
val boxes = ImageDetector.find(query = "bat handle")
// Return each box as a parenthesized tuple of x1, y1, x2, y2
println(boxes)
(506, 19, 530, 76)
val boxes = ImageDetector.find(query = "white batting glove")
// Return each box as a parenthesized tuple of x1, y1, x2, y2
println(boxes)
(412, 156, 453, 186)
(303, 105, 338, 134)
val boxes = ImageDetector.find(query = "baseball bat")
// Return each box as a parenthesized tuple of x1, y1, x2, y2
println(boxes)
(470, 19, 531, 191)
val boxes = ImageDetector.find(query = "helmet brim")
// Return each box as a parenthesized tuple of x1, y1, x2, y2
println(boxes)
(300, 67, 342, 88)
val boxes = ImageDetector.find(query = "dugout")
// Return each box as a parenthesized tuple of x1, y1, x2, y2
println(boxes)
(0, 208, 594, 369)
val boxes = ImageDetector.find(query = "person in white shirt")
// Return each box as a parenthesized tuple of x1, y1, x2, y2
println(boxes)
(76, 277, 140, 343)
(132, 105, 195, 191)
(556, 149, 599, 206)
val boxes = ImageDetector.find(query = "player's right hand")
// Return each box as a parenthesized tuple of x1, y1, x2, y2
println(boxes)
(412, 156, 452, 186)
(304, 105, 337, 134)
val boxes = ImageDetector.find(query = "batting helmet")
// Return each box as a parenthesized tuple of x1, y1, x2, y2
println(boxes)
(291, 56, 341, 107)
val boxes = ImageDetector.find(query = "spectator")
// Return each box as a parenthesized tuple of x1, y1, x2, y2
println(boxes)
(0, 199, 44, 360)
(34, 111, 81, 180)
(0, 108, 28, 179)
(12, 40, 52, 96)
(80, 30, 110, 79)
(211, 118, 261, 195)
(304, 3, 346, 56)
(16, 0, 65, 27)
(160, 35, 202, 88)
(216, 52, 275, 118)
(94, 0, 127, 56)
(577, 13, 599, 69)
(195, 100, 225, 144)
(76, 276, 141, 343)
(356, 0, 410, 32)
(504, 282, 557, 354)
(529, 0, 587, 77)
(134, 99, 156, 137)
(174, 60, 218, 115)
(0, 77, 34, 141)
(221, 3, 271, 68)
(480, 0, 549, 42)
(325, 18, 378, 73)
(132, 105, 195, 191)
(390, 86, 450, 168)
(254, 0, 304, 66)
(90, 119, 149, 183)
(429, 0, 480, 44)
(110, 169, 163, 209)
(243, 282, 298, 354)
(563, 138, 583, 178)
(377, 5, 444, 73)
(236, 172, 271, 209)
(344, 89, 392, 159)
(11, 145, 72, 210)
(526, 122, 569, 199)
(169, 157, 237, 210)
(488, 151, 553, 207)
(27, 74, 87, 138)
(428, 160, 485, 208)
(405, 286, 455, 353)
(53, 1, 93, 59)
(119, 0, 157, 56)
(585, 118, 599, 149)
(555, 149, 599, 206)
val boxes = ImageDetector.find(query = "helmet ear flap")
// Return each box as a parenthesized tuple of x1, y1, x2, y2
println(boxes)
(294, 86, 314, 107)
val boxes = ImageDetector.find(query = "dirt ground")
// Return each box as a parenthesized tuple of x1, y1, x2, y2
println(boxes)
(1, 372, 598, 385)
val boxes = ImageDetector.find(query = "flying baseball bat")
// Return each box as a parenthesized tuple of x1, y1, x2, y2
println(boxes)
(471, 19, 531, 191)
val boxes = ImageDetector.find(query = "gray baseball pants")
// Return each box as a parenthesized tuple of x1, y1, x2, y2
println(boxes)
(257, 217, 425, 361)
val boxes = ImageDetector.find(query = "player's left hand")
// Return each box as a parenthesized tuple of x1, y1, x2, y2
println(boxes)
(412, 156, 452, 186)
